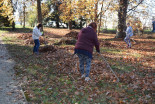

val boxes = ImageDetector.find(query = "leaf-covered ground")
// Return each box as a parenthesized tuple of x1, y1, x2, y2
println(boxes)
(1, 28, 154, 103)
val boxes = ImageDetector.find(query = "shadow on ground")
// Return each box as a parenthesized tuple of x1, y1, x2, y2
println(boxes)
(0, 27, 33, 33)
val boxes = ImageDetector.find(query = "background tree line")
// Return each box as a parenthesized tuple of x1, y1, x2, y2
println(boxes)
(0, 0, 154, 38)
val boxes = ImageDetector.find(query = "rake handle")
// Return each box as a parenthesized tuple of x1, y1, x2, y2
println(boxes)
(100, 54, 120, 82)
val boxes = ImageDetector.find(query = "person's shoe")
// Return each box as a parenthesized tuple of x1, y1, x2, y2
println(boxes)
(81, 74, 85, 78)
(85, 77, 91, 81)
(34, 52, 39, 55)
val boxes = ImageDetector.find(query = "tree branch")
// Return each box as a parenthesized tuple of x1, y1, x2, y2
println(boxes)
(127, 0, 144, 13)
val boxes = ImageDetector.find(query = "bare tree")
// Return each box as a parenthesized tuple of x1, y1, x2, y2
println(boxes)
(98, 0, 111, 35)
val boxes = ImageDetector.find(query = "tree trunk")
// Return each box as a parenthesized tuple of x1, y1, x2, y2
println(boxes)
(98, 1, 104, 36)
(80, 21, 82, 29)
(68, 21, 72, 30)
(116, 0, 128, 38)
(98, 15, 102, 35)
(56, 21, 59, 28)
(94, 0, 98, 23)
(55, 3, 60, 28)
(23, 2, 26, 28)
(86, 20, 88, 27)
(37, 0, 43, 31)
(80, 17, 83, 29)
(12, 21, 15, 30)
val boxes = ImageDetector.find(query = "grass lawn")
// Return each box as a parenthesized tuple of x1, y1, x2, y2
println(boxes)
(0, 27, 154, 103)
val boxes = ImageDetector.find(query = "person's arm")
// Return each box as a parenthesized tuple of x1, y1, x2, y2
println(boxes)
(33, 28, 43, 37)
(130, 27, 133, 36)
(126, 27, 130, 37)
(94, 33, 100, 53)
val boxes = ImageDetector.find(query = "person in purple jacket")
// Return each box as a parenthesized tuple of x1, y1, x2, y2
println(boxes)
(74, 22, 100, 81)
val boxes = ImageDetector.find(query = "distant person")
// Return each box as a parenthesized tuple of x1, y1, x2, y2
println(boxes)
(32, 23, 43, 54)
(124, 23, 133, 48)
(74, 22, 100, 81)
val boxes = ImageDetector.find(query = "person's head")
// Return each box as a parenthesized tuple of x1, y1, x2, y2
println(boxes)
(36, 23, 42, 29)
(127, 23, 130, 27)
(88, 22, 97, 32)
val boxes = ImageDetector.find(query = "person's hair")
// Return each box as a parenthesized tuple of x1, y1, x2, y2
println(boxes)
(127, 23, 130, 25)
(37, 23, 42, 28)
(88, 22, 97, 29)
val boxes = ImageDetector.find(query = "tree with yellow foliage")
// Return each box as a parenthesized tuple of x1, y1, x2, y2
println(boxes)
(0, 0, 14, 28)
(59, 0, 103, 30)
(59, 0, 76, 30)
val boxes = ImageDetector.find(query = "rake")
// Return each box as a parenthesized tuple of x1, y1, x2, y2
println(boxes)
(42, 31, 48, 46)
(73, 53, 120, 82)
(99, 54, 120, 82)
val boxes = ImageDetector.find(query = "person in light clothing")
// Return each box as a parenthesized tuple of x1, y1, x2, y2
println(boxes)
(32, 23, 43, 54)
(124, 23, 133, 48)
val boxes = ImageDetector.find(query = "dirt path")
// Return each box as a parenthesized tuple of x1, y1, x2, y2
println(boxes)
(0, 38, 26, 104)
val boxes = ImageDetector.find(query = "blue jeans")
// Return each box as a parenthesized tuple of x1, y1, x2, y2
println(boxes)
(124, 36, 131, 47)
(77, 54, 92, 77)
(33, 39, 40, 53)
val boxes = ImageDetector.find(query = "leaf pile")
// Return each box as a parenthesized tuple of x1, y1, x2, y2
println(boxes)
(54, 37, 77, 45)
(53, 31, 79, 45)
(65, 31, 79, 39)
(17, 33, 48, 45)
(39, 45, 57, 53)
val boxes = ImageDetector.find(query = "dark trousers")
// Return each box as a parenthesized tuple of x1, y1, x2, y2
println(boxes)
(33, 39, 40, 53)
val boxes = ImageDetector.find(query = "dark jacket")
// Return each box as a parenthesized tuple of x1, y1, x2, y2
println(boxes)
(75, 26, 100, 54)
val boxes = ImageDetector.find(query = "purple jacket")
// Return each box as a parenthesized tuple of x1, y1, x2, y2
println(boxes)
(75, 26, 100, 54)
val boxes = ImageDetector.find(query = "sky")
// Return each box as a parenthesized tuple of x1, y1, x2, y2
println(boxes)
(144, 0, 155, 17)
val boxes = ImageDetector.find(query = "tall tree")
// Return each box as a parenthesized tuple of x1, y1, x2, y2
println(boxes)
(51, 0, 61, 28)
(97, 0, 111, 35)
(59, 0, 76, 30)
(23, 1, 26, 28)
(116, 0, 144, 38)
(43, 0, 61, 28)
(94, 0, 99, 23)
(16, 0, 28, 28)
(117, 0, 128, 38)
(27, 5, 37, 27)
(37, 0, 43, 30)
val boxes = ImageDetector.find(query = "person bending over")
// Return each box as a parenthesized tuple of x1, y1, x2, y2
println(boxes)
(74, 22, 100, 81)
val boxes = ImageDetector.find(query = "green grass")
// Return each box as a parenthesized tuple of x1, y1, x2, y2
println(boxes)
(111, 62, 135, 73)
(131, 52, 143, 58)
(152, 47, 155, 49)
(101, 47, 144, 59)
(101, 47, 124, 54)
